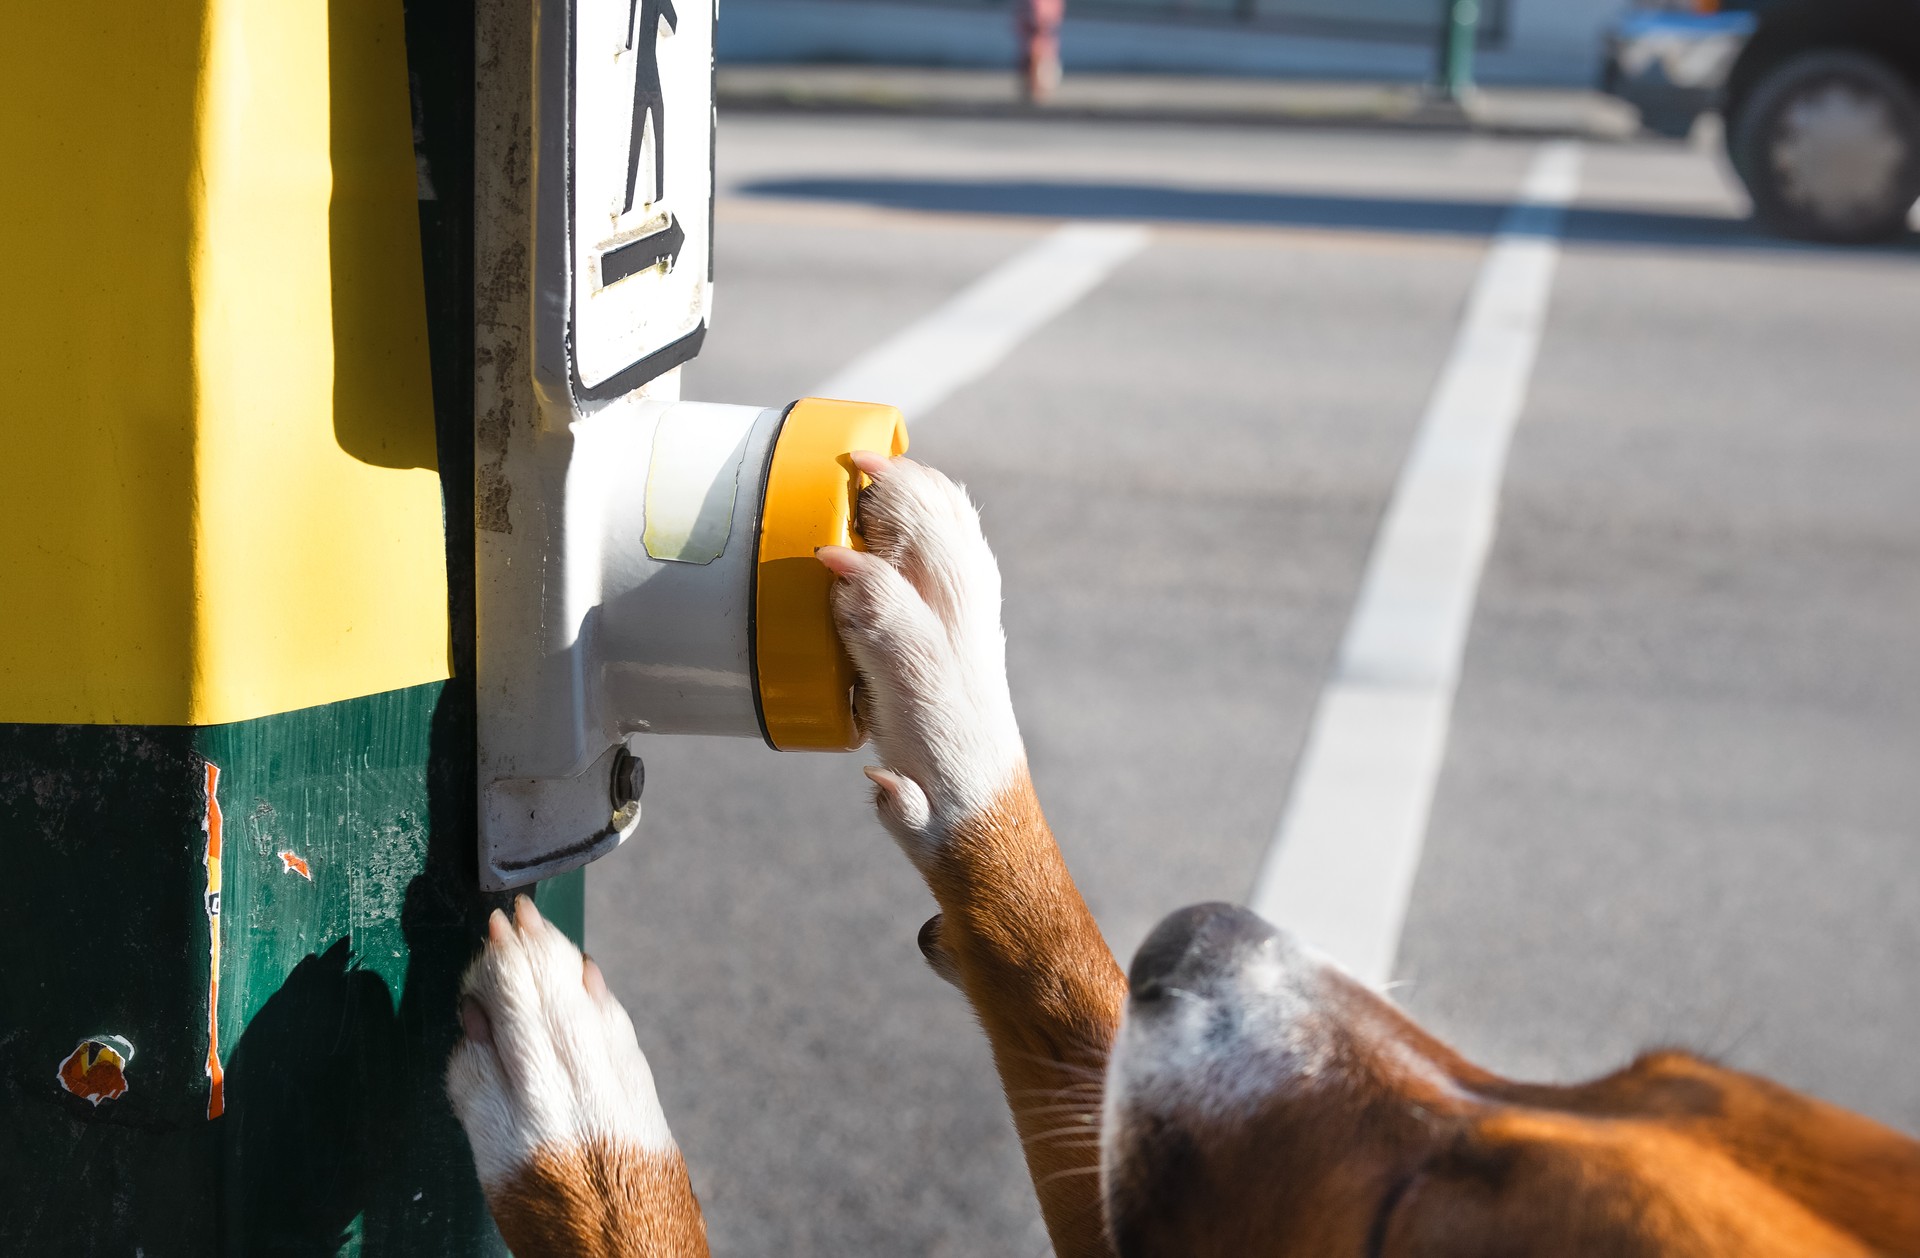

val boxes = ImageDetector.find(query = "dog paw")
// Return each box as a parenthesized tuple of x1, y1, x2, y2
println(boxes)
(820, 453, 1024, 870)
(446, 898, 705, 1256)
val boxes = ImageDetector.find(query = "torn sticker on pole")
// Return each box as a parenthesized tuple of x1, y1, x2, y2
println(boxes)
(278, 849, 312, 880)
(57, 1035, 135, 1106)
(203, 761, 225, 1119)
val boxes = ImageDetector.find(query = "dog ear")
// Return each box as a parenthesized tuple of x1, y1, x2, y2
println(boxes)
(918, 913, 963, 989)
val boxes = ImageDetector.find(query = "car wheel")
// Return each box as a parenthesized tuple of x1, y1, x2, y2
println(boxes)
(1728, 49, 1920, 243)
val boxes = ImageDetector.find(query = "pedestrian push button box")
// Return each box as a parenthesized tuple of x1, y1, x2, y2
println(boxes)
(476, 395, 906, 890)
(475, 0, 907, 888)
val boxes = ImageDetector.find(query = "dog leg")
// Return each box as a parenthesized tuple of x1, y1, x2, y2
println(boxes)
(823, 454, 1126, 1258)
(446, 896, 708, 1258)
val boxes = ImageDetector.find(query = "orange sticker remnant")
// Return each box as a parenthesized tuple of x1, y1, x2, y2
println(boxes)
(203, 761, 225, 1120)
(57, 1035, 135, 1106)
(278, 849, 312, 880)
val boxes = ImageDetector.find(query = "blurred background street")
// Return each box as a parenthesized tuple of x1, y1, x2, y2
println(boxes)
(584, 105, 1920, 1256)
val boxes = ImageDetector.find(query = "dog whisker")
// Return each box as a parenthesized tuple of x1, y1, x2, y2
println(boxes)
(1008, 1077, 1104, 1093)
(1033, 1164, 1104, 1192)
(1004, 1048, 1109, 1080)
(1006, 1085, 1104, 1104)
(1021, 1125, 1103, 1148)
(1012, 1102, 1102, 1122)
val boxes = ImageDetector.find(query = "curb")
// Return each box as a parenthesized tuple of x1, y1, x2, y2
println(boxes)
(715, 69, 1644, 140)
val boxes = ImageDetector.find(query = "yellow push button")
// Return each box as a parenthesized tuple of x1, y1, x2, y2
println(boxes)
(752, 398, 910, 750)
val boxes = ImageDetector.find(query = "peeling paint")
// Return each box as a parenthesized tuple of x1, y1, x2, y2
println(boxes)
(202, 762, 225, 1120)
(351, 813, 424, 923)
(57, 1035, 135, 1106)
(277, 848, 312, 880)
(474, 0, 530, 542)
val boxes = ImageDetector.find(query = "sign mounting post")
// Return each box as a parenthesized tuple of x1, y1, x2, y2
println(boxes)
(477, 0, 717, 887)
(478, 0, 909, 891)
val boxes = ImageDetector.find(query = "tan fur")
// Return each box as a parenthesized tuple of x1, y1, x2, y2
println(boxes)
(828, 454, 1920, 1258)
(1020, 904, 1920, 1258)
(447, 898, 703, 1255)
(1099, 913, 1920, 1256)
(825, 453, 1126, 1256)
(449, 452, 1920, 1258)
(918, 770, 1127, 1258)
(486, 1139, 708, 1258)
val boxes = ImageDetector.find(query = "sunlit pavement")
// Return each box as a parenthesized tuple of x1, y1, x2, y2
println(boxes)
(586, 113, 1920, 1256)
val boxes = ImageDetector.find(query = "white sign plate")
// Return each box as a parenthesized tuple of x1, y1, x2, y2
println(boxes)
(544, 0, 714, 400)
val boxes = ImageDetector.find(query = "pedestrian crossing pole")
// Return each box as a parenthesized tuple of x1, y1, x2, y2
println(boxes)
(0, 3, 573, 1250)
(1436, 0, 1481, 102)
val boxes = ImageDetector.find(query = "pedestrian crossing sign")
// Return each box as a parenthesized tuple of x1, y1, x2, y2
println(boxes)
(540, 0, 715, 402)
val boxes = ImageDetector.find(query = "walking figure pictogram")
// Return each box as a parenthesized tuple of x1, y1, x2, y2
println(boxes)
(624, 0, 678, 214)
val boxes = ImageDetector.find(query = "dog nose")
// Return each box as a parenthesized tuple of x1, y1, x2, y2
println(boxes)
(1128, 902, 1282, 1003)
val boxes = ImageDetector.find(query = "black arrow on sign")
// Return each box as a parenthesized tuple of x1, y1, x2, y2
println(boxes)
(601, 214, 684, 286)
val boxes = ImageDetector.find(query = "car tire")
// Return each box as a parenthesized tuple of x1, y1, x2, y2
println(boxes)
(1727, 48, 1920, 243)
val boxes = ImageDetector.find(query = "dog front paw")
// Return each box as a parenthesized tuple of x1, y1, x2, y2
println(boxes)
(447, 897, 707, 1256)
(821, 453, 1024, 870)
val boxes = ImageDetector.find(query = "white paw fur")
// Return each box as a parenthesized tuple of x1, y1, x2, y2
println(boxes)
(446, 896, 675, 1189)
(824, 455, 1025, 873)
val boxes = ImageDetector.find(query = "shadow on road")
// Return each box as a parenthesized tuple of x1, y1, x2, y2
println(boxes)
(739, 176, 1920, 255)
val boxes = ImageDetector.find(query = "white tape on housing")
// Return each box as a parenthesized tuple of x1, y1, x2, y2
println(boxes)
(643, 402, 757, 564)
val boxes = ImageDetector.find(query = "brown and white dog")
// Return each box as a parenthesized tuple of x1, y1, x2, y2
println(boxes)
(447, 453, 1920, 1257)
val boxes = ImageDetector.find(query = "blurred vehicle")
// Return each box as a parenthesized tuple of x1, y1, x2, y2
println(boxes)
(1603, 0, 1920, 242)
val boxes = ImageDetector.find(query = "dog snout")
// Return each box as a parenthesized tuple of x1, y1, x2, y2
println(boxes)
(1128, 902, 1291, 1005)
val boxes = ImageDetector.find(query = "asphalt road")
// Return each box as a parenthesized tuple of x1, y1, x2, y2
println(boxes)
(585, 113, 1920, 1255)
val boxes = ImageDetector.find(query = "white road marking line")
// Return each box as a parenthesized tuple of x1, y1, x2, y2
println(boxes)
(1248, 142, 1584, 989)
(811, 222, 1149, 418)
